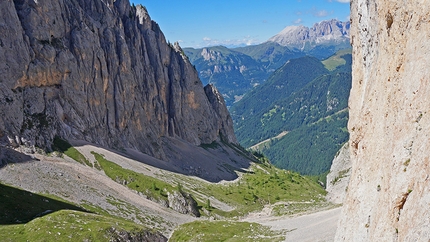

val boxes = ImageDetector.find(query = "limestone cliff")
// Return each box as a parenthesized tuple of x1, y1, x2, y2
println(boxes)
(0, 0, 236, 160)
(326, 142, 351, 204)
(336, 0, 430, 240)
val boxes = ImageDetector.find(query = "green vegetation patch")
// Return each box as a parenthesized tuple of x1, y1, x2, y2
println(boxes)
(92, 152, 175, 203)
(170, 220, 285, 242)
(201, 162, 327, 217)
(0, 210, 159, 242)
(52, 137, 92, 167)
(322, 48, 352, 71)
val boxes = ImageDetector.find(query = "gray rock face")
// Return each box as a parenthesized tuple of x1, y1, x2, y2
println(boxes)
(268, 19, 350, 51)
(326, 142, 351, 204)
(107, 227, 167, 242)
(0, 0, 236, 159)
(204, 84, 237, 143)
(167, 190, 200, 217)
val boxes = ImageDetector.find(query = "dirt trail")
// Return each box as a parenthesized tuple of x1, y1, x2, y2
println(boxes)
(244, 206, 341, 242)
(249, 131, 288, 150)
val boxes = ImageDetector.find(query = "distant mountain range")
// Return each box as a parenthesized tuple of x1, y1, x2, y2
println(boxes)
(184, 19, 351, 106)
(184, 43, 302, 106)
(268, 19, 350, 52)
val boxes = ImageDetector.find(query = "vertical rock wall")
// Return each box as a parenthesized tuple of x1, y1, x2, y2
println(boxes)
(336, 0, 430, 240)
(0, 0, 236, 159)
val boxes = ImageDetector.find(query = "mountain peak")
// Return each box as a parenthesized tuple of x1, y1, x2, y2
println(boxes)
(268, 19, 350, 51)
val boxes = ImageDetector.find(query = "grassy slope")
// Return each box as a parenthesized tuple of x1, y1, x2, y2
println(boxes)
(168, 155, 328, 241)
(170, 220, 285, 242)
(91, 148, 327, 217)
(86, 144, 330, 237)
(1, 210, 156, 242)
(203, 161, 327, 217)
(52, 137, 92, 167)
(91, 151, 177, 204)
(0, 184, 157, 242)
(322, 48, 352, 71)
(1, 140, 330, 240)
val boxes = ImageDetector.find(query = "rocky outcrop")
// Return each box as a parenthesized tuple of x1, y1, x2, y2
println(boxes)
(204, 84, 237, 143)
(107, 227, 167, 242)
(326, 142, 351, 204)
(336, 0, 430, 241)
(167, 190, 200, 217)
(0, 0, 236, 159)
(268, 19, 350, 51)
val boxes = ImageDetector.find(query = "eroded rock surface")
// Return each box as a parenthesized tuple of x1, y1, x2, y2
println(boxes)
(167, 190, 200, 217)
(336, 0, 430, 241)
(0, 0, 236, 160)
(326, 142, 351, 204)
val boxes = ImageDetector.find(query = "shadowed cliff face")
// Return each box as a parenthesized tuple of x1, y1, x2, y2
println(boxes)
(0, 0, 236, 159)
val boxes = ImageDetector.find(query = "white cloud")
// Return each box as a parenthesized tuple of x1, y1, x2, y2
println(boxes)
(293, 18, 303, 24)
(336, 0, 350, 2)
(314, 9, 329, 17)
(200, 36, 261, 48)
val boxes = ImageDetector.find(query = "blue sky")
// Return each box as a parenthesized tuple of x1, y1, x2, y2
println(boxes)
(131, 0, 350, 48)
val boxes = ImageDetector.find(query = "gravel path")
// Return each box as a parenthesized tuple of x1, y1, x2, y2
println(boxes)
(244, 207, 341, 242)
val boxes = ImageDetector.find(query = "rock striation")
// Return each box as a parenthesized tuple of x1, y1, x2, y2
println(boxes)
(268, 19, 350, 51)
(0, 0, 236, 159)
(336, 0, 430, 241)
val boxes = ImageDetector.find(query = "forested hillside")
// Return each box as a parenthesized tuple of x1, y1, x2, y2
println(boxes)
(230, 56, 329, 125)
(232, 51, 352, 176)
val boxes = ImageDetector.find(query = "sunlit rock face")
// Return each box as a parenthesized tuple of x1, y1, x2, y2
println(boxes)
(335, 0, 430, 241)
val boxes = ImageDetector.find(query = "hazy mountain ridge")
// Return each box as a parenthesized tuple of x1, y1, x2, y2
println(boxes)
(268, 19, 350, 53)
